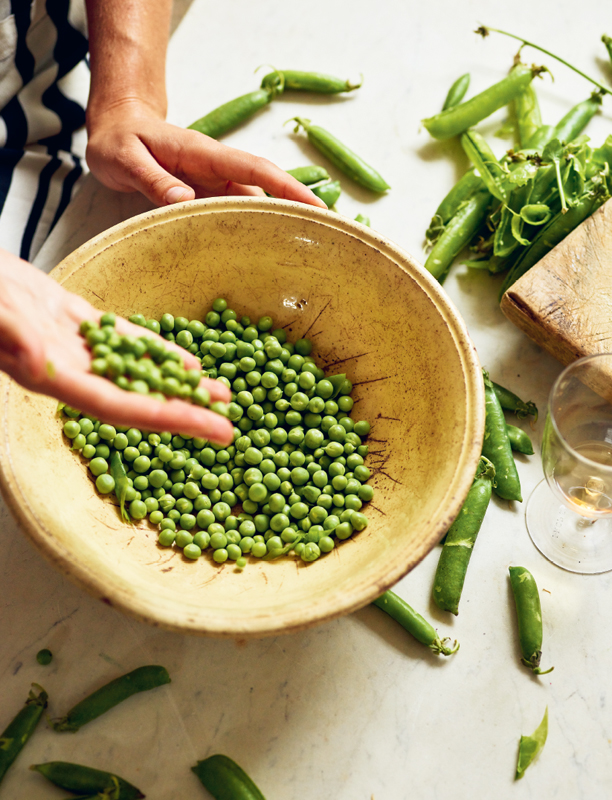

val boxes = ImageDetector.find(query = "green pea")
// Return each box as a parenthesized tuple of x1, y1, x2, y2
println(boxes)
(129, 499, 147, 519)
(213, 548, 229, 563)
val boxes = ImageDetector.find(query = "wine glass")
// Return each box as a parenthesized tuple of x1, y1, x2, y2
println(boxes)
(526, 352, 612, 573)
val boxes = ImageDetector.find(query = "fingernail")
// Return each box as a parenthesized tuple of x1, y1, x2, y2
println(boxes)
(165, 186, 192, 205)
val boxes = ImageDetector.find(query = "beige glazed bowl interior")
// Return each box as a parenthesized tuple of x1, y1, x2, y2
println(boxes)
(0, 198, 484, 637)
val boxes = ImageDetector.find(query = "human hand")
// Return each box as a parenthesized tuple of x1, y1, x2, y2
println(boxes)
(86, 102, 329, 208)
(0, 249, 233, 443)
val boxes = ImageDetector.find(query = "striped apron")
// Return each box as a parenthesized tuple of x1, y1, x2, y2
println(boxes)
(0, 0, 89, 260)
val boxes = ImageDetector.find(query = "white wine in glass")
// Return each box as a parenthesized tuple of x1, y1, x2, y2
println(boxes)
(526, 352, 612, 573)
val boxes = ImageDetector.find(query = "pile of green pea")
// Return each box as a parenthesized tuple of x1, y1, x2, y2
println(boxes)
(63, 298, 374, 566)
(79, 312, 226, 414)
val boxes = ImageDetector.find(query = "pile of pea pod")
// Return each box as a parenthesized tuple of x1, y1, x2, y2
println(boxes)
(62, 298, 374, 567)
(421, 40, 612, 291)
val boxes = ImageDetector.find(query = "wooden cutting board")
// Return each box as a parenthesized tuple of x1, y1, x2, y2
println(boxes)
(500, 198, 612, 366)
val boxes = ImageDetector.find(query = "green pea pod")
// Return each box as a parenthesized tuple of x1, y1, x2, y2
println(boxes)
(110, 451, 130, 522)
(553, 94, 602, 145)
(188, 87, 278, 139)
(310, 179, 342, 209)
(192, 754, 266, 800)
(482, 371, 522, 502)
(524, 124, 556, 150)
(432, 457, 495, 615)
(30, 762, 144, 799)
(286, 165, 330, 185)
(289, 117, 390, 193)
(513, 78, 542, 149)
(372, 591, 459, 656)
(492, 381, 538, 421)
(603, 34, 612, 65)
(425, 170, 484, 246)
(508, 566, 553, 675)
(52, 665, 170, 732)
(499, 181, 610, 296)
(516, 707, 548, 780)
(261, 69, 361, 94)
(424, 188, 492, 282)
(442, 73, 470, 110)
(422, 64, 536, 140)
(506, 424, 534, 455)
(354, 213, 370, 226)
(461, 130, 506, 201)
(0, 685, 47, 785)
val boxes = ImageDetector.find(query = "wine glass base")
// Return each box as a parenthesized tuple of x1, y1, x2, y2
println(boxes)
(526, 479, 612, 574)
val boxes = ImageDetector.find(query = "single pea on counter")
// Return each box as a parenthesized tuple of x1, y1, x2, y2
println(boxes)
(36, 648, 52, 665)
(63, 298, 376, 568)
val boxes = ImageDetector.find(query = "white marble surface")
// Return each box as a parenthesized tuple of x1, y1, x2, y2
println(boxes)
(3, 0, 612, 797)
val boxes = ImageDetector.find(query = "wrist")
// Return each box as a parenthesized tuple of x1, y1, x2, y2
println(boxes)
(86, 96, 165, 135)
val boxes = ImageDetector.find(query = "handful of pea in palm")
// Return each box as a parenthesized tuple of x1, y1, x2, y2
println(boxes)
(64, 299, 374, 567)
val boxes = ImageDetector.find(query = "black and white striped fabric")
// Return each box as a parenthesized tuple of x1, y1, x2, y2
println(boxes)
(0, 0, 89, 260)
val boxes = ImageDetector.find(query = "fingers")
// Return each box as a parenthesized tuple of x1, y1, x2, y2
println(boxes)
(183, 134, 328, 208)
(48, 368, 234, 443)
(112, 316, 203, 373)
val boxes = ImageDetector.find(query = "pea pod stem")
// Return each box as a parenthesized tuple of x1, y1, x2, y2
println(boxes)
(52, 665, 170, 732)
(192, 754, 267, 800)
(0, 684, 47, 785)
(476, 26, 612, 97)
(372, 591, 459, 655)
(509, 566, 553, 675)
(433, 457, 495, 615)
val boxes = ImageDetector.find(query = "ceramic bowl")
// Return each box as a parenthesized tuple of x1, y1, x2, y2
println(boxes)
(0, 198, 484, 637)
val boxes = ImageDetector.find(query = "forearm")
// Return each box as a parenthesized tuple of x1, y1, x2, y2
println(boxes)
(85, 0, 173, 123)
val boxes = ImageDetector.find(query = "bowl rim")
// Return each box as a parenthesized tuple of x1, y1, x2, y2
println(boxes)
(0, 197, 484, 637)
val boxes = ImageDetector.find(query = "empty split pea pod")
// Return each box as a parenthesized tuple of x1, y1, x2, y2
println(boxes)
(422, 63, 538, 140)
(289, 117, 390, 193)
(482, 371, 522, 502)
(30, 762, 144, 799)
(372, 591, 459, 656)
(509, 566, 553, 675)
(0, 684, 47, 785)
(188, 83, 281, 139)
(52, 665, 170, 732)
(433, 457, 495, 615)
(192, 754, 266, 800)
(261, 69, 362, 94)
